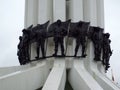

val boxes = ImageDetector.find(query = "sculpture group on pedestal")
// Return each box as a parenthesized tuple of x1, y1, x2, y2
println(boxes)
(17, 19, 112, 72)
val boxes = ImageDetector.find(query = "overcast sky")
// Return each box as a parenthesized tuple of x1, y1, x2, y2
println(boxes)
(0, 0, 24, 66)
(104, 0, 120, 83)
(0, 0, 120, 83)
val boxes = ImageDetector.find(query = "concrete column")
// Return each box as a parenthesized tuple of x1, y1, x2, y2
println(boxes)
(42, 59, 66, 90)
(83, 0, 97, 26)
(68, 0, 84, 57)
(38, 0, 53, 24)
(53, 0, 66, 21)
(69, 0, 83, 21)
(24, 0, 38, 27)
(69, 59, 103, 90)
(83, 0, 98, 73)
(83, 0, 97, 72)
(96, 0, 104, 28)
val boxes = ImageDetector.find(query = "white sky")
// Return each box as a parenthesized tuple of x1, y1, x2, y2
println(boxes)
(0, 0, 120, 83)
(104, 0, 120, 83)
(0, 0, 25, 66)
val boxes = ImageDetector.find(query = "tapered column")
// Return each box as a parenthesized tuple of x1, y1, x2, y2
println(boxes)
(42, 60, 66, 90)
(69, 59, 103, 90)
(38, 0, 53, 23)
(83, 0, 97, 26)
(69, 0, 84, 56)
(96, 0, 104, 28)
(69, 0, 83, 21)
(53, 0, 66, 21)
(25, 0, 38, 27)
(83, 0, 98, 73)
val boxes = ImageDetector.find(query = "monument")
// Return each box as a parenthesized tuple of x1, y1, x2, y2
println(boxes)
(0, 0, 120, 90)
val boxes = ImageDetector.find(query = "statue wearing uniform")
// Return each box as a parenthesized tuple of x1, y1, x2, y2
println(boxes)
(35, 25, 47, 59)
(91, 27, 103, 61)
(74, 21, 90, 57)
(102, 33, 112, 71)
(52, 20, 67, 56)
(17, 36, 24, 65)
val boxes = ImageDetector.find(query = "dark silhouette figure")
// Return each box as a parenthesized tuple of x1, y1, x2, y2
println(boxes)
(17, 29, 31, 65)
(102, 33, 112, 71)
(17, 25, 33, 65)
(74, 21, 90, 57)
(52, 20, 67, 56)
(17, 36, 24, 65)
(35, 25, 47, 59)
(89, 27, 103, 61)
(31, 21, 49, 59)
(22, 29, 31, 63)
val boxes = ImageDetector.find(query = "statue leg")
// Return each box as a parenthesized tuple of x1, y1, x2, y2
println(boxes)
(25, 45, 30, 63)
(74, 39, 80, 57)
(60, 38, 65, 56)
(105, 56, 110, 71)
(36, 42, 40, 59)
(102, 48, 105, 65)
(22, 49, 28, 65)
(94, 44, 98, 61)
(41, 40, 45, 58)
(97, 44, 102, 61)
(53, 38, 58, 56)
(106, 54, 110, 66)
(81, 40, 86, 57)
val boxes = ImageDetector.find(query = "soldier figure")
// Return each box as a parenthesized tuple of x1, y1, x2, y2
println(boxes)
(102, 33, 112, 71)
(22, 29, 30, 63)
(35, 25, 47, 59)
(17, 29, 30, 65)
(53, 20, 67, 56)
(91, 27, 103, 61)
(74, 21, 89, 57)
(17, 36, 24, 65)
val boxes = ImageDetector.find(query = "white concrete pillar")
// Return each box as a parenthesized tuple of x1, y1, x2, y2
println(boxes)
(69, 59, 103, 90)
(96, 0, 104, 28)
(69, 0, 83, 21)
(24, 0, 38, 27)
(83, 0, 98, 73)
(38, 0, 53, 23)
(53, 0, 66, 21)
(83, 0, 97, 26)
(42, 59, 66, 90)
(69, 0, 84, 56)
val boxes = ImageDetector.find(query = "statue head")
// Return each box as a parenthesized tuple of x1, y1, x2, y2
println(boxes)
(57, 19, 62, 26)
(105, 33, 110, 38)
(77, 21, 83, 27)
(19, 36, 22, 41)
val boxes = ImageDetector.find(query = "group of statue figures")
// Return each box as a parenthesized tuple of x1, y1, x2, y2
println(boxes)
(17, 19, 112, 71)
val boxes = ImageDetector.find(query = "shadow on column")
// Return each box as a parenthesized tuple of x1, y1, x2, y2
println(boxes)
(65, 70, 73, 90)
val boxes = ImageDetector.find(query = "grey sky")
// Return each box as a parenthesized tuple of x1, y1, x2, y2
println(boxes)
(0, 0, 25, 66)
(104, 0, 120, 83)
(0, 0, 120, 83)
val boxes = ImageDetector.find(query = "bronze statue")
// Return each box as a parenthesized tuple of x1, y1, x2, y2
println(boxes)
(32, 21, 49, 59)
(48, 20, 67, 56)
(89, 26, 103, 61)
(17, 36, 24, 65)
(68, 21, 89, 57)
(17, 25, 33, 65)
(74, 21, 90, 57)
(22, 29, 31, 63)
(102, 33, 112, 71)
